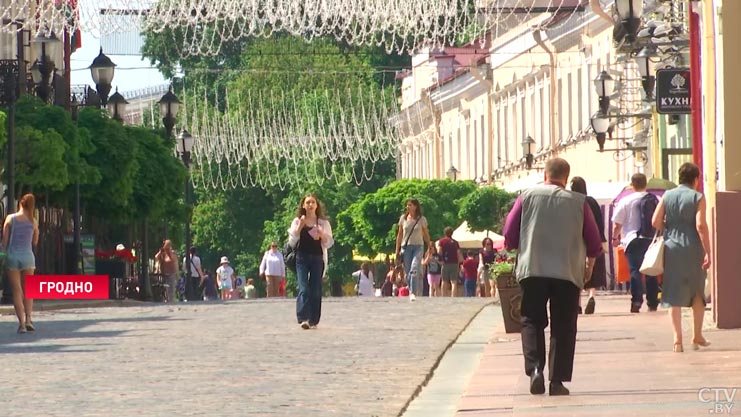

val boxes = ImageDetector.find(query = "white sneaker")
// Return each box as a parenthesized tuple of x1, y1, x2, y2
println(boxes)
(300, 321, 310, 329)
(409, 294, 416, 302)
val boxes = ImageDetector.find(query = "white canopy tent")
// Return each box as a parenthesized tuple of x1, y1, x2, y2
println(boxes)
(451, 221, 505, 249)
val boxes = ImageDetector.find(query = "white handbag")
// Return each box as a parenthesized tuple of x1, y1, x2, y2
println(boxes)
(639, 233, 665, 276)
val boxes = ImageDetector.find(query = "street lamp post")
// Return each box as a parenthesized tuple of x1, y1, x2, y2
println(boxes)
(615, 0, 644, 44)
(590, 112, 611, 151)
(89, 48, 115, 106)
(446, 165, 459, 181)
(159, 88, 180, 139)
(0, 59, 19, 305)
(635, 47, 657, 100)
(107, 88, 129, 123)
(593, 71, 615, 116)
(145, 88, 180, 300)
(29, 31, 61, 103)
(177, 129, 196, 301)
(521, 135, 535, 170)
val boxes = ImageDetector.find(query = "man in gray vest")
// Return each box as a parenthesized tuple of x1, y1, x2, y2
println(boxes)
(503, 158, 602, 396)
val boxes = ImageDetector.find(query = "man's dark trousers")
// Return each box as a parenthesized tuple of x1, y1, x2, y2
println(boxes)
(520, 277, 580, 382)
(625, 238, 659, 309)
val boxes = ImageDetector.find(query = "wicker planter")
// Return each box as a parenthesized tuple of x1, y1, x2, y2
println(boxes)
(495, 271, 522, 333)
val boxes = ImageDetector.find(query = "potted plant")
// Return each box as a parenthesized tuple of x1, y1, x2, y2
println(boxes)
(493, 251, 521, 334)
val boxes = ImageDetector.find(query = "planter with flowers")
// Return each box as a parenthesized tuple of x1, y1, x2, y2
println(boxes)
(493, 251, 521, 333)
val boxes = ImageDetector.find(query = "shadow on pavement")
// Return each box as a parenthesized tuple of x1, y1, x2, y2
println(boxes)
(0, 315, 181, 348)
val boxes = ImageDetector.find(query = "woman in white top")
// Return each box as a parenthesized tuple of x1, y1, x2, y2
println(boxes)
(260, 241, 286, 297)
(352, 262, 375, 297)
(287, 194, 334, 329)
(394, 198, 431, 297)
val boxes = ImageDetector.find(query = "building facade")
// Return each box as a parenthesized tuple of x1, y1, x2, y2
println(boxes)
(395, 6, 661, 192)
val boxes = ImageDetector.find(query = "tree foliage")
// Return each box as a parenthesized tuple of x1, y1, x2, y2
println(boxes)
(336, 179, 477, 256)
(458, 186, 517, 234)
(140, 31, 407, 295)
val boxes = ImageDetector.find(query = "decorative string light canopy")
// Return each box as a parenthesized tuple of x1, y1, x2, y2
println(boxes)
(0, 0, 585, 56)
(181, 75, 402, 190)
(1, 0, 585, 189)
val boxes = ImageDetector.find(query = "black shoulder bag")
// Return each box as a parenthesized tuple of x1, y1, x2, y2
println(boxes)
(284, 236, 301, 273)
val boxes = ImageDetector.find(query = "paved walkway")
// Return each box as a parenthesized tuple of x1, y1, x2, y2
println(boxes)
(452, 294, 741, 417)
(0, 297, 490, 417)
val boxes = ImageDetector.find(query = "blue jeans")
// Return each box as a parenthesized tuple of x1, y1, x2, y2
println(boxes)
(296, 253, 324, 325)
(464, 279, 476, 297)
(402, 244, 424, 295)
(625, 238, 659, 309)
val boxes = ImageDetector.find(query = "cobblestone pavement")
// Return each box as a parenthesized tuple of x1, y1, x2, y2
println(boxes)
(0, 297, 491, 417)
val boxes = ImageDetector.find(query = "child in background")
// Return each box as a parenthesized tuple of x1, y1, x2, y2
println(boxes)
(462, 251, 479, 297)
(423, 246, 442, 297)
(397, 281, 410, 297)
(245, 278, 257, 299)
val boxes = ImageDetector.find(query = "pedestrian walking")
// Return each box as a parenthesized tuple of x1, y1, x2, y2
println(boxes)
(423, 246, 442, 297)
(461, 251, 479, 297)
(611, 173, 660, 313)
(570, 176, 607, 314)
(352, 262, 375, 297)
(201, 269, 218, 301)
(436, 226, 463, 297)
(394, 198, 431, 298)
(183, 246, 205, 301)
(259, 241, 286, 297)
(287, 193, 334, 329)
(479, 237, 498, 298)
(216, 256, 234, 300)
(650, 162, 712, 353)
(2, 193, 39, 333)
(503, 158, 602, 396)
(155, 239, 179, 303)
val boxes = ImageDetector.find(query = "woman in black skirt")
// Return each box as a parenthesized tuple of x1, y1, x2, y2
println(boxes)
(570, 177, 607, 314)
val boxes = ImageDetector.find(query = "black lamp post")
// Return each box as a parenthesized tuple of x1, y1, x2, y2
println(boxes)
(636, 47, 657, 100)
(29, 31, 61, 103)
(521, 135, 535, 170)
(593, 70, 615, 116)
(89, 48, 115, 106)
(107, 88, 129, 123)
(159, 88, 180, 139)
(446, 165, 459, 181)
(177, 129, 196, 301)
(590, 112, 611, 151)
(0, 60, 19, 305)
(615, 0, 643, 44)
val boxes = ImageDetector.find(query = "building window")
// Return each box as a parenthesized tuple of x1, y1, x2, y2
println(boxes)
(558, 78, 564, 142)
(576, 68, 584, 130)
(496, 105, 503, 168)
(480, 114, 486, 178)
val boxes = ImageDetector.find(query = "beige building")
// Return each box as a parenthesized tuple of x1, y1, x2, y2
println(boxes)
(395, 7, 657, 191)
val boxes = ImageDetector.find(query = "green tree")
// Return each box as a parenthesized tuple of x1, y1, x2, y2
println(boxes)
(336, 179, 477, 256)
(127, 126, 187, 221)
(458, 186, 517, 234)
(12, 125, 69, 194)
(76, 107, 139, 221)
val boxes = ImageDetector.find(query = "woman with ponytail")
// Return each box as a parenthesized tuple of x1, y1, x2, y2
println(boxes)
(2, 193, 39, 333)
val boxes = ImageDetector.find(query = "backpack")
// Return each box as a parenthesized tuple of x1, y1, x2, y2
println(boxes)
(637, 192, 659, 238)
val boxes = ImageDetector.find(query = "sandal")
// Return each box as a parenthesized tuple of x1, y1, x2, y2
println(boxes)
(25, 322, 35, 332)
(673, 342, 683, 353)
(691, 339, 711, 350)
(17, 325, 27, 334)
